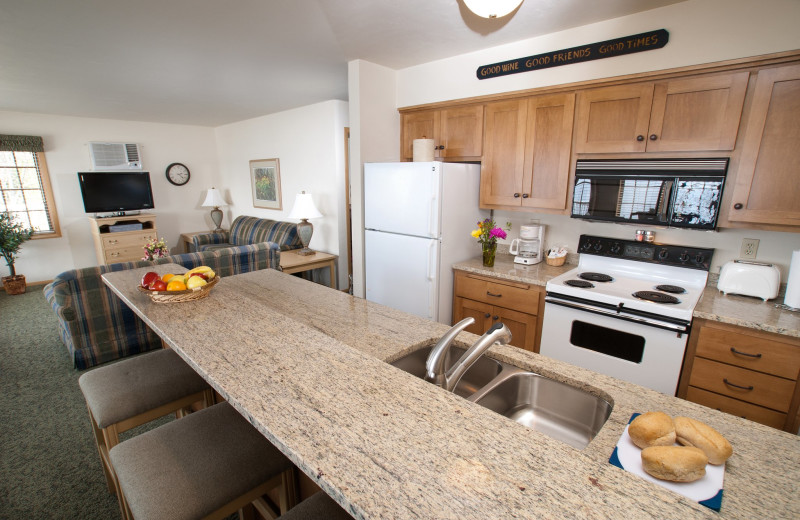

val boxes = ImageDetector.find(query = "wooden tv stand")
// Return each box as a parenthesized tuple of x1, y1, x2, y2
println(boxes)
(89, 214, 158, 264)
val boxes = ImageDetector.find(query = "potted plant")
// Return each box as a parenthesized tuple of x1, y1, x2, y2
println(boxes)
(0, 211, 35, 295)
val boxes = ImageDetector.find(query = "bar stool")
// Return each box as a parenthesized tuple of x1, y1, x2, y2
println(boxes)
(109, 401, 298, 520)
(280, 491, 353, 519)
(78, 349, 215, 496)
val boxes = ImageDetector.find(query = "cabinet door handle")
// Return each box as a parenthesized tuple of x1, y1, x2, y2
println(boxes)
(730, 347, 762, 358)
(649, 134, 658, 141)
(513, 193, 520, 198)
(636, 135, 645, 142)
(486, 291, 502, 298)
(484, 313, 491, 318)
(492, 315, 499, 320)
(723, 378, 754, 391)
(522, 193, 529, 198)
(733, 203, 743, 210)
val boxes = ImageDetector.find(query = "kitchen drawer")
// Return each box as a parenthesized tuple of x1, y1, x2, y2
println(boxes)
(686, 386, 787, 430)
(101, 232, 157, 250)
(689, 357, 795, 412)
(454, 272, 539, 315)
(696, 324, 800, 380)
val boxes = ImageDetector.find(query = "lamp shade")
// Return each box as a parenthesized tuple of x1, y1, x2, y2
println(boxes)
(463, 0, 523, 18)
(201, 188, 227, 208)
(287, 192, 322, 220)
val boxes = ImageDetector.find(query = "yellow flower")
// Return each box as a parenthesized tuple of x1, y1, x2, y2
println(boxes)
(471, 229, 481, 238)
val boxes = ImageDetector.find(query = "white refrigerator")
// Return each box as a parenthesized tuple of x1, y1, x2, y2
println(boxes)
(364, 161, 487, 324)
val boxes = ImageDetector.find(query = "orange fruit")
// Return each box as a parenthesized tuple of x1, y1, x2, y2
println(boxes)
(162, 273, 176, 283)
(166, 279, 187, 291)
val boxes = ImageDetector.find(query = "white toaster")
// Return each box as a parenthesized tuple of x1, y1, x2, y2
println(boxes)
(718, 260, 781, 301)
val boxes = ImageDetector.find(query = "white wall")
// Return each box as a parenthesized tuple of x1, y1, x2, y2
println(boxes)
(388, 0, 800, 281)
(214, 100, 349, 288)
(0, 111, 217, 283)
(397, 0, 800, 108)
(347, 60, 401, 297)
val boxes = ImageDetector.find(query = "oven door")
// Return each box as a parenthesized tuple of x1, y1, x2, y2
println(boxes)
(539, 296, 690, 395)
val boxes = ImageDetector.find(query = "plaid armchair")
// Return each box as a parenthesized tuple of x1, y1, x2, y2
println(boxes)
(43, 242, 279, 369)
(192, 216, 302, 253)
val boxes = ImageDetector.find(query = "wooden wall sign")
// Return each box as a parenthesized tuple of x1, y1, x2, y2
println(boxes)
(477, 29, 669, 80)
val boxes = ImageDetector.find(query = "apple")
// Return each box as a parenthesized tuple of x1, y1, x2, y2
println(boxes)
(189, 272, 208, 281)
(149, 279, 167, 291)
(141, 271, 160, 288)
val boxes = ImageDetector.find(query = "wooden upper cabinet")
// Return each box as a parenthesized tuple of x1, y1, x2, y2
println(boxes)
(401, 106, 483, 160)
(575, 72, 748, 153)
(481, 93, 574, 210)
(727, 63, 800, 226)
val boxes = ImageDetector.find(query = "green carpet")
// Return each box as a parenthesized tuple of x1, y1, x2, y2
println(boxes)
(0, 286, 137, 518)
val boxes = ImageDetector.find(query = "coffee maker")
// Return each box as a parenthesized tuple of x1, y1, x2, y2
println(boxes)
(509, 223, 544, 265)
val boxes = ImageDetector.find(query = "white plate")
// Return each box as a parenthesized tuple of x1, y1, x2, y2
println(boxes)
(609, 414, 724, 511)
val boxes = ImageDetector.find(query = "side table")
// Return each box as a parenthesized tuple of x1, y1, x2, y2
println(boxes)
(179, 230, 226, 253)
(280, 250, 337, 289)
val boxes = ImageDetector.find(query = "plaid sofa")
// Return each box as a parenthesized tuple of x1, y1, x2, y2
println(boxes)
(43, 242, 280, 370)
(192, 215, 302, 253)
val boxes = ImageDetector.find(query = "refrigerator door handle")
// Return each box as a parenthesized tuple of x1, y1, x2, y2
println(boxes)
(426, 240, 437, 281)
(428, 196, 438, 237)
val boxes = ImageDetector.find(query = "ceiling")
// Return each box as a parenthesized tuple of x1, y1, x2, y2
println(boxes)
(0, 0, 686, 127)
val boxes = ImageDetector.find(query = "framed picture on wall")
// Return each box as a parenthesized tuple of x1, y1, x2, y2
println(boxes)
(249, 158, 282, 210)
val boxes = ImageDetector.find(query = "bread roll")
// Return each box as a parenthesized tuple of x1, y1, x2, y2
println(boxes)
(641, 446, 708, 482)
(628, 411, 676, 449)
(674, 416, 733, 465)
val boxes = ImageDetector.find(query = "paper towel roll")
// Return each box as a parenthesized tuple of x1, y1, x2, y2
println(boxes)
(412, 139, 435, 162)
(784, 250, 800, 309)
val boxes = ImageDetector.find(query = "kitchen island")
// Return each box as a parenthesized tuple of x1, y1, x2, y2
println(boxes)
(102, 267, 799, 519)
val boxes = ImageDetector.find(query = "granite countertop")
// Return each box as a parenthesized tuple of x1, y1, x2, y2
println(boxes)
(454, 255, 800, 338)
(102, 266, 800, 519)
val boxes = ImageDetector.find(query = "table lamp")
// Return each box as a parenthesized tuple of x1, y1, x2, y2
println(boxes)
(288, 191, 322, 256)
(201, 187, 227, 232)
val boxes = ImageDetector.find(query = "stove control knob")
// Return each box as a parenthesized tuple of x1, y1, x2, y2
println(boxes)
(593, 242, 603, 252)
(580, 240, 593, 252)
(694, 253, 705, 264)
(658, 248, 669, 260)
(679, 251, 690, 262)
(610, 243, 622, 255)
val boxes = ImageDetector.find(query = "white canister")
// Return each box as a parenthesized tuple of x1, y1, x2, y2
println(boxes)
(784, 250, 800, 309)
(412, 139, 435, 162)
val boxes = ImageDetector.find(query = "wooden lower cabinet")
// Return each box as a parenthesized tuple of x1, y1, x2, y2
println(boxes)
(89, 214, 158, 264)
(452, 270, 544, 352)
(677, 319, 800, 432)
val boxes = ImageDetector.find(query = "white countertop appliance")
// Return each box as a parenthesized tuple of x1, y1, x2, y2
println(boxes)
(717, 260, 781, 301)
(364, 162, 487, 323)
(539, 235, 714, 396)
(509, 224, 544, 265)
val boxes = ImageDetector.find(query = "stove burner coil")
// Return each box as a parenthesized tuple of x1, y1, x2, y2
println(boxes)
(578, 272, 613, 282)
(565, 280, 595, 288)
(655, 284, 686, 294)
(633, 291, 681, 304)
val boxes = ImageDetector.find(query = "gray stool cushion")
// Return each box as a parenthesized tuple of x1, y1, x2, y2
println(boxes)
(282, 492, 352, 520)
(109, 402, 292, 520)
(78, 349, 210, 428)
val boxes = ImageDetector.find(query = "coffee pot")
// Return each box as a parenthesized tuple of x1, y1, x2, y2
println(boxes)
(509, 224, 544, 265)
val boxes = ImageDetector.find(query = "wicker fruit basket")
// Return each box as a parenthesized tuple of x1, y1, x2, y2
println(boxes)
(138, 275, 220, 303)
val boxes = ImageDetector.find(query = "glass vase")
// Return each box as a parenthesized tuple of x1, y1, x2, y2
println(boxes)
(482, 242, 497, 267)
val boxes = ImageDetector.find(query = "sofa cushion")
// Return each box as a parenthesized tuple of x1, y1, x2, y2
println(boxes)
(229, 216, 302, 251)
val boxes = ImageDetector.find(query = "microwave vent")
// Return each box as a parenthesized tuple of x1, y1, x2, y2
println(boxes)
(88, 142, 143, 170)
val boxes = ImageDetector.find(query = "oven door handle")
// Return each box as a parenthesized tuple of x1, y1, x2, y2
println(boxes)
(545, 295, 689, 334)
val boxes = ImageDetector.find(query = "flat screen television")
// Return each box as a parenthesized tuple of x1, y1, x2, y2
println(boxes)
(78, 171, 155, 214)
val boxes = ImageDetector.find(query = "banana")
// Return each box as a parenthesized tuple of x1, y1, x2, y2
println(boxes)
(187, 265, 215, 279)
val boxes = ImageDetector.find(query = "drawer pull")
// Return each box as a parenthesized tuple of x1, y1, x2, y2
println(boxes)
(486, 291, 502, 298)
(730, 347, 762, 358)
(484, 313, 491, 318)
(723, 378, 754, 391)
(492, 315, 499, 320)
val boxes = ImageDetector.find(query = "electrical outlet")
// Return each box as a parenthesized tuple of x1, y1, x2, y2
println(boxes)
(741, 238, 759, 259)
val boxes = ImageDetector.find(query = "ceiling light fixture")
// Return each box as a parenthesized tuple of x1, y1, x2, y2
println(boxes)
(463, 0, 524, 19)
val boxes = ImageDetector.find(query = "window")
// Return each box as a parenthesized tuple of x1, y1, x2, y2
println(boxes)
(0, 135, 60, 238)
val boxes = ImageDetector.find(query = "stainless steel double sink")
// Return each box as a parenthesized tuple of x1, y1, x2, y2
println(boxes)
(390, 345, 612, 449)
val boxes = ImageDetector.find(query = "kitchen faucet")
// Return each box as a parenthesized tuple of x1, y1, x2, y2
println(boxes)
(425, 318, 512, 393)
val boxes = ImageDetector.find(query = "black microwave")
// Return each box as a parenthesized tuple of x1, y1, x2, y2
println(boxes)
(570, 159, 728, 230)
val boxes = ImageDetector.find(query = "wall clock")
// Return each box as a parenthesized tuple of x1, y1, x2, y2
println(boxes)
(165, 163, 190, 186)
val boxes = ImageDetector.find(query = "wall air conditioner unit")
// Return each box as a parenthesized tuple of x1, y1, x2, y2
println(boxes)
(88, 142, 143, 170)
